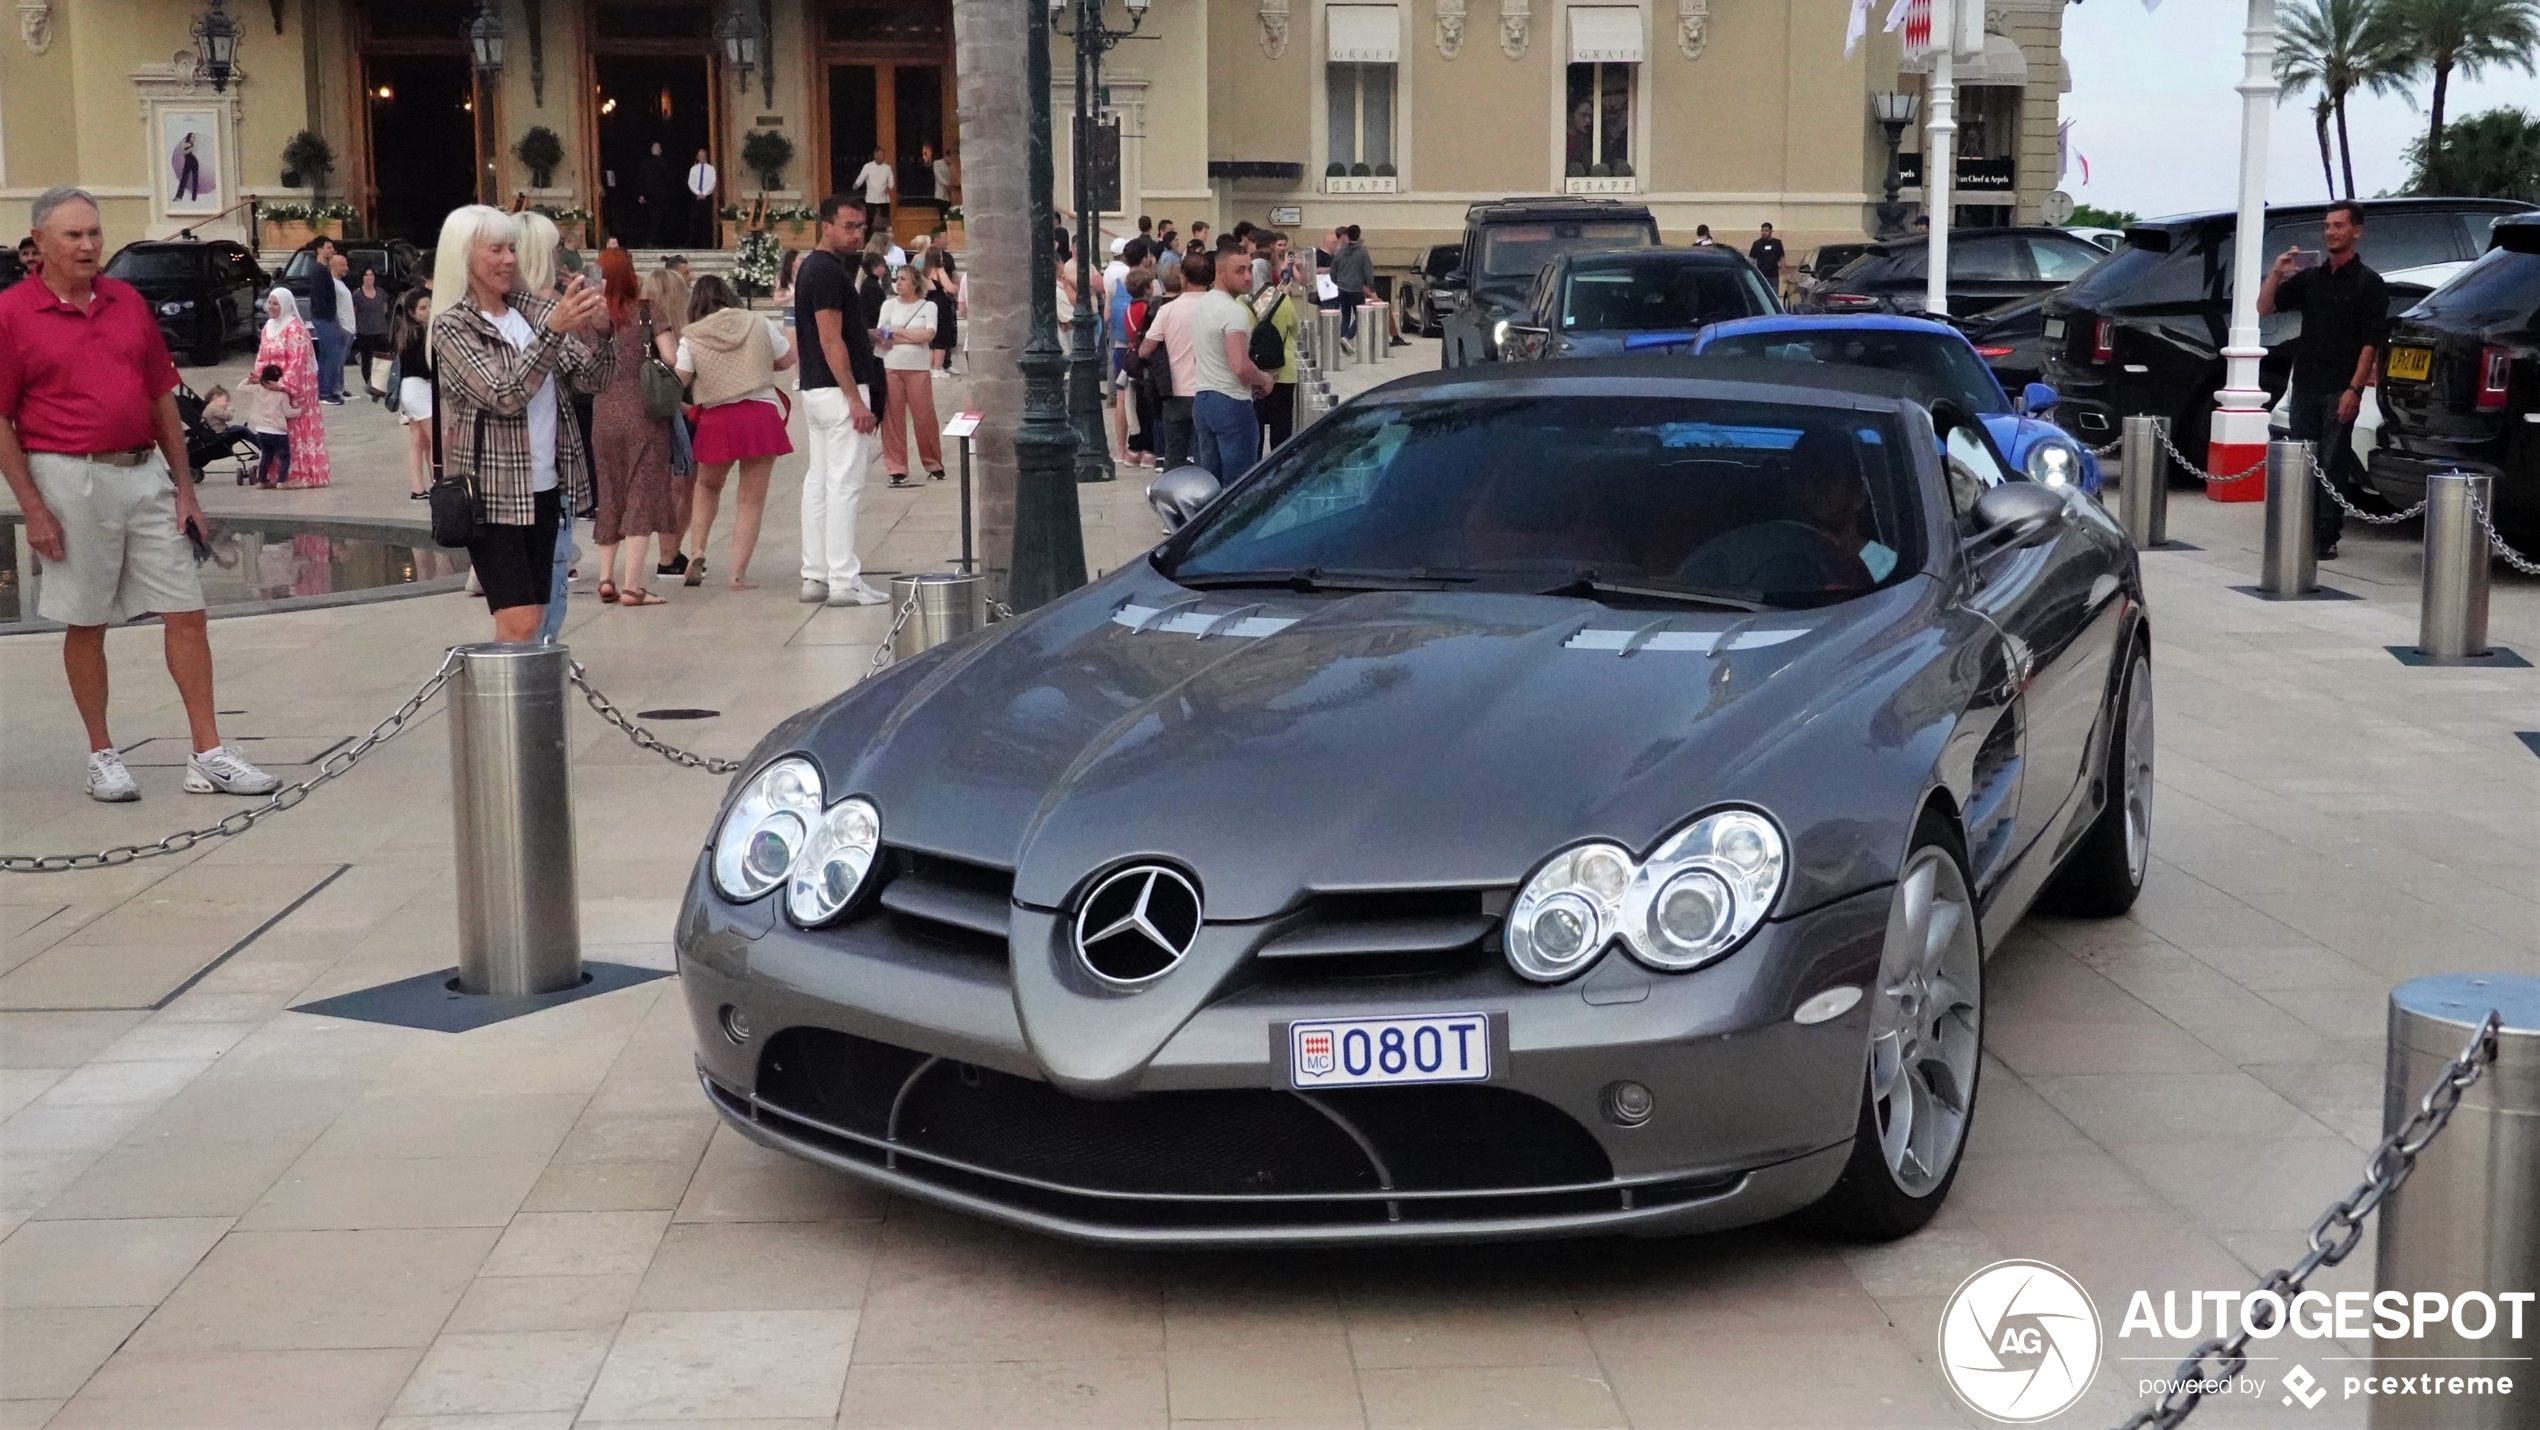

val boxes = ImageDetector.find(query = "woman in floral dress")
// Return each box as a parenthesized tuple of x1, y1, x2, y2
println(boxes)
(587, 248, 681, 605)
(254, 288, 331, 488)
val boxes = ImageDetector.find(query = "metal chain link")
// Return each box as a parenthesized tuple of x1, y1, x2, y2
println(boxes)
(2468, 487, 2540, 577)
(567, 664, 743, 775)
(2154, 425, 2267, 485)
(2111, 1008, 2505, 1430)
(2087, 436, 2123, 458)
(865, 586, 925, 678)
(2308, 448, 2427, 526)
(2, 649, 464, 874)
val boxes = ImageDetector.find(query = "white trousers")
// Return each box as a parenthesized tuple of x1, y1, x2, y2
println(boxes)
(799, 384, 876, 588)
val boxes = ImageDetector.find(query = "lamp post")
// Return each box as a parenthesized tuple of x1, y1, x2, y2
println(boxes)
(191, 0, 241, 92)
(466, 2, 505, 206)
(2208, 0, 2278, 490)
(1871, 91, 1918, 241)
(715, 3, 765, 98)
(1050, 0, 1149, 484)
(1010, 0, 1091, 608)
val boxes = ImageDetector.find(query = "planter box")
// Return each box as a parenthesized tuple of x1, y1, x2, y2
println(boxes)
(261, 219, 313, 249)
(773, 220, 816, 250)
(1565, 175, 1638, 195)
(1324, 175, 1398, 195)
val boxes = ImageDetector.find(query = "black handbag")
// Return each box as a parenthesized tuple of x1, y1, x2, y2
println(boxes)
(426, 362, 484, 549)
(637, 312, 687, 422)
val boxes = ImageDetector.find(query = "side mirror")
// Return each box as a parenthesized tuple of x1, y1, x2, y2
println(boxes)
(1147, 465, 1221, 532)
(1503, 323, 1552, 360)
(1971, 482, 2066, 549)
(1437, 271, 1468, 290)
(2020, 382, 2059, 414)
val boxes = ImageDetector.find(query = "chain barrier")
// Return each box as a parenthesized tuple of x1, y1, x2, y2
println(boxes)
(2307, 449, 2427, 527)
(2468, 487, 2540, 577)
(2153, 425, 2267, 486)
(865, 585, 925, 678)
(2087, 436, 2123, 458)
(567, 664, 743, 775)
(2111, 1008, 2505, 1430)
(2, 650, 464, 874)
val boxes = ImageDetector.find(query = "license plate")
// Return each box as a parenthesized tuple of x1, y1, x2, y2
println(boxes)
(2043, 317, 2066, 342)
(1288, 1013, 1491, 1089)
(2386, 346, 2434, 382)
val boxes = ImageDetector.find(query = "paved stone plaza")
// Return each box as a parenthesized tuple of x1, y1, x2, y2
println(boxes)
(3, 345, 2536, 1429)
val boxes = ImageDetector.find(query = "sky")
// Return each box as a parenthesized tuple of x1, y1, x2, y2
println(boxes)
(2058, 0, 2532, 221)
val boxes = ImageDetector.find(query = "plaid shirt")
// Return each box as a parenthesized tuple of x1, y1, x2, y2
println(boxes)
(431, 292, 616, 525)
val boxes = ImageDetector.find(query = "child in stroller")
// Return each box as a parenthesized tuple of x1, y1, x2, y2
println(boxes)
(176, 381, 265, 485)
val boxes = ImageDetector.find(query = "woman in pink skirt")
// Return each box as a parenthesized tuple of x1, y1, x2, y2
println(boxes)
(675, 275, 796, 590)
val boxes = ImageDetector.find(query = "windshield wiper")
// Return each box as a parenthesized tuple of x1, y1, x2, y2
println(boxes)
(1172, 566, 1476, 594)
(1533, 572, 1769, 612)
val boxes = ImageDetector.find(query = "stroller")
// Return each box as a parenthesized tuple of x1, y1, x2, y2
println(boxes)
(175, 381, 264, 485)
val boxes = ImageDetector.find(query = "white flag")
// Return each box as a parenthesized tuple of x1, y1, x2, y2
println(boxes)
(1845, 0, 1874, 55)
(1883, 0, 1912, 32)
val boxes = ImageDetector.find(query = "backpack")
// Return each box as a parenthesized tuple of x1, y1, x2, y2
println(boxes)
(1247, 291, 1288, 374)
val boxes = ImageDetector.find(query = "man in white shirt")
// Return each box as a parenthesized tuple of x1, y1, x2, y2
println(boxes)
(685, 148, 717, 248)
(930, 147, 955, 205)
(326, 253, 356, 406)
(852, 150, 895, 235)
(1187, 252, 1275, 480)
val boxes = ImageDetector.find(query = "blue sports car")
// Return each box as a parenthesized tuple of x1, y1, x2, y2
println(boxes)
(1692, 315, 2101, 494)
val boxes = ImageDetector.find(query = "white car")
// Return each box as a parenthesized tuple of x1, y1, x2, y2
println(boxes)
(2267, 260, 2471, 469)
(2066, 227, 2126, 252)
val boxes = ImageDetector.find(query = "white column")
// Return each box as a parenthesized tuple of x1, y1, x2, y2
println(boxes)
(2210, 0, 2277, 476)
(1924, 41, 1954, 318)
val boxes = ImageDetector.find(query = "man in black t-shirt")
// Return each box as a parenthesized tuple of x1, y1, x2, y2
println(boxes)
(2259, 199, 2387, 558)
(1748, 223, 1786, 294)
(796, 194, 888, 607)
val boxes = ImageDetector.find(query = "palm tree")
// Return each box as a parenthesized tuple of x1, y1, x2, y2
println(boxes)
(2389, 0, 2540, 192)
(2276, 0, 2420, 198)
(2403, 106, 2540, 198)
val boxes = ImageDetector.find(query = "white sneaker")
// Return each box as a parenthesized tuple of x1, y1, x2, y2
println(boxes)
(86, 749, 140, 803)
(184, 745, 280, 796)
(828, 580, 888, 607)
(799, 580, 830, 604)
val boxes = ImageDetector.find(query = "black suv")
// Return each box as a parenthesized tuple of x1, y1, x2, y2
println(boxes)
(1397, 243, 1464, 338)
(101, 239, 265, 365)
(1795, 227, 2109, 319)
(1438, 198, 1660, 366)
(2368, 213, 2540, 545)
(277, 238, 425, 319)
(2038, 198, 2533, 452)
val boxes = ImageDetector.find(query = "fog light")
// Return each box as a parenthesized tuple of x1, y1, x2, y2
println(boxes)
(718, 1004, 751, 1044)
(1601, 1080, 1655, 1127)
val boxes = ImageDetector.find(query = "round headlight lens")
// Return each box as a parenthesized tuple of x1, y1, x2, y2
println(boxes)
(1623, 808, 1787, 971)
(710, 757, 823, 902)
(786, 795, 883, 926)
(2026, 439, 2080, 489)
(1506, 842, 1634, 982)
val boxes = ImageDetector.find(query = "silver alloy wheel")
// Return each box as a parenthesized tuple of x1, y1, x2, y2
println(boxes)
(1867, 848, 1983, 1198)
(2120, 651, 2154, 884)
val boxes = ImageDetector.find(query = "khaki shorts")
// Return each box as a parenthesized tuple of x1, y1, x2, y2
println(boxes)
(29, 450, 206, 627)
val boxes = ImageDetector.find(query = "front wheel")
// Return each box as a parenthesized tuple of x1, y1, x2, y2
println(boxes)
(2039, 642, 2152, 917)
(1799, 819, 1984, 1241)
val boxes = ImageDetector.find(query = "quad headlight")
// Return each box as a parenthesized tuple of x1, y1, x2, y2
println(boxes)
(1505, 809, 1786, 983)
(2025, 436, 2084, 490)
(709, 758, 883, 925)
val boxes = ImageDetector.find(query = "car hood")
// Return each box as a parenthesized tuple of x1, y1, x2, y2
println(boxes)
(799, 568, 1931, 923)
(112, 275, 203, 301)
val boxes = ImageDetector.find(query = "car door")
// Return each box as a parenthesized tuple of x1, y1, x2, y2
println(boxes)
(1940, 413, 2125, 871)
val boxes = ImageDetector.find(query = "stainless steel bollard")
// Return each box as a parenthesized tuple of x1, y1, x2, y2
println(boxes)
(2370, 974, 2539, 1429)
(889, 572, 989, 661)
(2260, 439, 2317, 596)
(449, 643, 582, 996)
(2417, 470, 2494, 662)
(2118, 414, 2170, 550)
(1360, 302, 1389, 364)
(1317, 310, 1343, 371)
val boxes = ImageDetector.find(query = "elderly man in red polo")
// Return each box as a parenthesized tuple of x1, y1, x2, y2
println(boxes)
(0, 186, 276, 801)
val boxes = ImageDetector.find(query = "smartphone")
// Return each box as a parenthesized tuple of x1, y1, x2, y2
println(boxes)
(181, 513, 215, 564)
(2290, 249, 2323, 271)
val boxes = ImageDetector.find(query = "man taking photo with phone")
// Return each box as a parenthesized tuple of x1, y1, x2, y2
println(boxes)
(2258, 199, 2386, 561)
(0, 186, 277, 802)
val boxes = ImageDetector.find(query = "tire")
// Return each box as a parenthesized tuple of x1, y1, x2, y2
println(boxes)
(1798, 812, 1984, 1241)
(2039, 640, 2152, 917)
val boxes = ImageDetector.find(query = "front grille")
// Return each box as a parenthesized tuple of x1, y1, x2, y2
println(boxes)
(862, 848, 1012, 956)
(740, 1027, 1689, 1231)
(1252, 888, 1507, 980)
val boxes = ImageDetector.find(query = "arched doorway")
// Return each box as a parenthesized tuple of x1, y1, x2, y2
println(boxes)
(354, 0, 480, 245)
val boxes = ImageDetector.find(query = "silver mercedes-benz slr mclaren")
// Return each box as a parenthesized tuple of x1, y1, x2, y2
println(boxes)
(674, 357, 2153, 1246)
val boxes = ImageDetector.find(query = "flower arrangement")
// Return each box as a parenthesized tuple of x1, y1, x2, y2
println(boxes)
(529, 204, 593, 224)
(732, 229, 782, 293)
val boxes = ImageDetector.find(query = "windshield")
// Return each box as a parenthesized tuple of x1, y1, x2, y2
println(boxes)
(2063, 234, 2213, 308)
(1164, 395, 1924, 608)
(2410, 247, 2540, 329)
(1479, 220, 1656, 280)
(1561, 258, 1777, 331)
(106, 249, 203, 282)
(1697, 327, 2009, 414)
(1425, 245, 1463, 279)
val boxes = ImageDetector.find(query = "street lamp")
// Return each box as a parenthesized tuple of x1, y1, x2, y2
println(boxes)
(1050, 0, 1149, 484)
(466, 2, 505, 71)
(715, 4, 765, 94)
(1870, 90, 1918, 240)
(191, 0, 241, 93)
(466, 3, 503, 205)
(1010, 0, 1092, 608)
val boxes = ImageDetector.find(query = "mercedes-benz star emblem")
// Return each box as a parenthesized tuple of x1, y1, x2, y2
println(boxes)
(1074, 866, 1202, 985)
